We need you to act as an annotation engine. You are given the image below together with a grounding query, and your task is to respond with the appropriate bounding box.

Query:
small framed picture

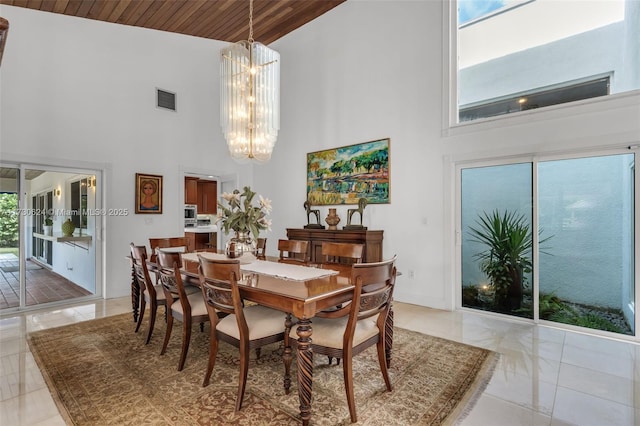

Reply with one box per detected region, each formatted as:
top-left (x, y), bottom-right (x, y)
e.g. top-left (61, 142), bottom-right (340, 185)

top-left (135, 173), bottom-right (163, 214)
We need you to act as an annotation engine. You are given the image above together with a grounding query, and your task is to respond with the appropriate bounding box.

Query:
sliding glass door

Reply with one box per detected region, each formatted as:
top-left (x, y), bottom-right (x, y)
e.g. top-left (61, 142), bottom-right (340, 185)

top-left (460, 152), bottom-right (635, 336)
top-left (461, 162), bottom-right (534, 319)
top-left (0, 165), bottom-right (99, 313)
top-left (0, 166), bottom-right (22, 309)
top-left (537, 154), bottom-right (634, 335)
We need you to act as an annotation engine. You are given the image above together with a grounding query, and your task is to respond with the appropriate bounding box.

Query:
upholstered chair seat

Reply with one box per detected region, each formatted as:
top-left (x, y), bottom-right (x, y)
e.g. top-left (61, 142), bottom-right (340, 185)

top-left (170, 291), bottom-right (208, 317)
top-left (290, 316), bottom-right (379, 349)
top-left (218, 305), bottom-right (287, 340)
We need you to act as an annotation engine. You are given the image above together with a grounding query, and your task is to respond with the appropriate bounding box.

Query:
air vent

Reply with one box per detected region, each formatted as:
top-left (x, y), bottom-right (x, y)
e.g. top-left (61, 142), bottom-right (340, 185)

top-left (156, 88), bottom-right (176, 111)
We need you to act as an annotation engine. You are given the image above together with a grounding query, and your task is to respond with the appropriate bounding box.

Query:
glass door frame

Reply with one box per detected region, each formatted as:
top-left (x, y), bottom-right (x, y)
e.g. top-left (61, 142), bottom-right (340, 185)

top-left (454, 146), bottom-right (640, 340)
top-left (0, 161), bottom-right (105, 314)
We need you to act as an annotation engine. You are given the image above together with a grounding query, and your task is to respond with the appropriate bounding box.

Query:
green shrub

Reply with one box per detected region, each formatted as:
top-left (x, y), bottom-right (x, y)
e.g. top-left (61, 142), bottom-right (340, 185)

top-left (0, 193), bottom-right (18, 247)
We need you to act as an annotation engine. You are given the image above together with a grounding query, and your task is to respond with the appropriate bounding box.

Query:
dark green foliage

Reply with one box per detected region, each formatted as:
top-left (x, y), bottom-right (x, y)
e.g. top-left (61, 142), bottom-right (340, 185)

top-left (0, 193), bottom-right (19, 247)
top-left (571, 314), bottom-right (624, 333)
top-left (462, 286), bottom-right (479, 306)
top-left (468, 210), bottom-right (534, 311)
top-left (538, 292), bottom-right (627, 334)
top-left (538, 292), bottom-right (569, 319)
top-left (548, 311), bottom-right (625, 334)
top-left (468, 209), bottom-right (553, 312)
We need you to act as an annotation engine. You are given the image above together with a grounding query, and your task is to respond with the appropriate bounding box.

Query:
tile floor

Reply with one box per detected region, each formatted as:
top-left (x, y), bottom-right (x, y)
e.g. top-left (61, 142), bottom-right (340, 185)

top-left (1, 298), bottom-right (639, 425)
top-left (0, 254), bottom-right (92, 309)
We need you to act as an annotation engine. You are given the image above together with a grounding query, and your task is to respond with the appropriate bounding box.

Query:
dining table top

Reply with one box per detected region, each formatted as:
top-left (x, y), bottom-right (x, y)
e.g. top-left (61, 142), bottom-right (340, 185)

top-left (179, 251), bottom-right (356, 320)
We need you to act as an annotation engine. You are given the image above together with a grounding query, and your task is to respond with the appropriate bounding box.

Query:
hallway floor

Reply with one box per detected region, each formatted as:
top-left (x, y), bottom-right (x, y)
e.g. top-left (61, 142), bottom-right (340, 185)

top-left (0, 254), bottom-right (92, 309)
top-left (1, 297), bottom-right (639, 425)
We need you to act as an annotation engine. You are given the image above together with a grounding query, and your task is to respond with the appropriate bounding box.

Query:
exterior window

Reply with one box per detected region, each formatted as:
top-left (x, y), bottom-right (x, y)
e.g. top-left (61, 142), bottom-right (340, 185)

top-left (456, 0), bottom-right (639, 123)
top-left (70, 177), bottom-right (89, 229)
top-left (460, 76), bottom-right (610, 122)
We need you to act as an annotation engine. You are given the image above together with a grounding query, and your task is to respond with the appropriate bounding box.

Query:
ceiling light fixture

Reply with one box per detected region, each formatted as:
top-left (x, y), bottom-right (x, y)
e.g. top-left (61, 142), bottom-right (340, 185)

top-left (220, 0), bottom-right (280, 163)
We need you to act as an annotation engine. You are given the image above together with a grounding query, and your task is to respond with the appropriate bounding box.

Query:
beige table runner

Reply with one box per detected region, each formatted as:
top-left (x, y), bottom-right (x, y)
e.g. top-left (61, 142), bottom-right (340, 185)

top-left (182, 252), bottom-right (338, 281)
top-left (241, 260), bottom-right (338, 281)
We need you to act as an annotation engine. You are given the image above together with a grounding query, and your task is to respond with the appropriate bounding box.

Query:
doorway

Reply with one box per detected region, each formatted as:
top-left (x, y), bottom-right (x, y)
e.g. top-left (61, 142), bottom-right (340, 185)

top-left (0, 165), bottom-right (99, 313)
top-left (183, 171), bottom-right (236, 252)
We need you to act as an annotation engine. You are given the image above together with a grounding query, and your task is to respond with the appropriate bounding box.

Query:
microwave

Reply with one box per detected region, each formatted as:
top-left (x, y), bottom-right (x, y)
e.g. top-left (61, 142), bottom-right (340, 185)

top-left (184, 204), bottom-right (197, 227)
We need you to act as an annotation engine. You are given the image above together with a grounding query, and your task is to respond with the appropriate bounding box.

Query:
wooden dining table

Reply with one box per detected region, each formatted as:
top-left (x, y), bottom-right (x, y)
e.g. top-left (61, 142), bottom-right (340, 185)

top-left (129, 253), bottom-right (394, 425)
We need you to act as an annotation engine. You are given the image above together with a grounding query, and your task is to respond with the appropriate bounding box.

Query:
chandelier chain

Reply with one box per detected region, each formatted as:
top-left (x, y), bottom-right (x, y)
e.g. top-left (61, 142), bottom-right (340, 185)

top-left (248, 0), bottom-right (254, 43)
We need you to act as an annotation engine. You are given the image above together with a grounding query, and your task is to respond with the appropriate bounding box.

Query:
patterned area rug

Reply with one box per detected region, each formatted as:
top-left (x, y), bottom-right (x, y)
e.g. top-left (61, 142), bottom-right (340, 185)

top-left (28, 313), bottom-right (498, 425)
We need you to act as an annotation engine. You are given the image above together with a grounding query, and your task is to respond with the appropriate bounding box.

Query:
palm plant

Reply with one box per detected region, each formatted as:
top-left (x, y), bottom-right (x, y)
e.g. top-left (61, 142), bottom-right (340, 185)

top-left (468, 210), bottom-right (550, 312)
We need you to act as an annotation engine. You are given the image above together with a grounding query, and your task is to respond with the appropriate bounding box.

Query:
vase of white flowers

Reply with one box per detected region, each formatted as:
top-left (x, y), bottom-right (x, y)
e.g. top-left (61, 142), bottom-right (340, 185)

top-left (225, 231), bottom-right (256, 259)
top-left (217, 186), bottom-right (271, 259)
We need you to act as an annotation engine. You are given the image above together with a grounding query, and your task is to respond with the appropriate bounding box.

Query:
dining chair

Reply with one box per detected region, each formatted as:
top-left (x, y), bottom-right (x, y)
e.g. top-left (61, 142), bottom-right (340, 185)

top-left (157, 251), bottom-right (209, 371)
top-left (130, 243), bottom-right (169, 344)
top-left (149, 236), bottom-right (198, 283)
top-left (197, 255), bottom-right (286, 411)
top-left (290, 255), bottom-right (397, 423)
top-left (319, 241), bottom-right (366, 364)
top-left (320, 242), bottom-right (364, 270)
top-left (149, 237), bottom-right (190, 262)
top-left (256, 237), bottom-right (267, 260)
top-left (277, 239), bottom-right (309, 265)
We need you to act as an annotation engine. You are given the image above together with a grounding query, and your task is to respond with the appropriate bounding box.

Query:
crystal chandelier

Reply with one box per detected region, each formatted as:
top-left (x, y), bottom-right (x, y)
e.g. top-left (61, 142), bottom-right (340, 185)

top-left (220, 0), bottom-right (280, 163)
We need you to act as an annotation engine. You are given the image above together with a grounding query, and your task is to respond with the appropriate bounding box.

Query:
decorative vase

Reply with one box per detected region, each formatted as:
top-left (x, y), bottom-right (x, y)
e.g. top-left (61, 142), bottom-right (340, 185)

top-left (43, 225), bottom-right (53, 236)
top-left (61, 219), bottom-right (76, 237)
top-left (325, 208), bottom-right (340, 230)
top-left (225, 231), bottom-right (257, 259)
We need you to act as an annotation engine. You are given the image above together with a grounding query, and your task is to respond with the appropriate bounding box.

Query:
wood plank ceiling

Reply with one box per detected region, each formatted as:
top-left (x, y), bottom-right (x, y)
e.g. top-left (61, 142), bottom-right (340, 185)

top-left (0, 0), bottom-right (346, 45)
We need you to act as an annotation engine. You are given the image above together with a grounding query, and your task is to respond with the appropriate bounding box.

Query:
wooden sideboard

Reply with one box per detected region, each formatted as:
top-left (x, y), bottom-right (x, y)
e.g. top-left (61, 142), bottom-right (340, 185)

top-left (286, 228), bottom-right (383, 264)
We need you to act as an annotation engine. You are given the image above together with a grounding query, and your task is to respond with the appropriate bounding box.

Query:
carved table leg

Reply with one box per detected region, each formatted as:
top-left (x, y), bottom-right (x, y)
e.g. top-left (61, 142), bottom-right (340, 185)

top-left (283, 313), bottom-right (293, 394)
top-left (296, 319), bottom-right (313, 426)
top-left (385, 302), bottom-right (394, 368)
top-left (131, 263), bottom-right (140, 323)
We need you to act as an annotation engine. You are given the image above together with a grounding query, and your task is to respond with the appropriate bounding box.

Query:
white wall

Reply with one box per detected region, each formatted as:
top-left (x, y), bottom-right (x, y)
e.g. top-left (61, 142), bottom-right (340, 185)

top-left (0, 5), bottom-right (251, 299)
top-left (266, 1), bottom-right (448, 308)
top-left (1, 1), bottom-right (639, 311)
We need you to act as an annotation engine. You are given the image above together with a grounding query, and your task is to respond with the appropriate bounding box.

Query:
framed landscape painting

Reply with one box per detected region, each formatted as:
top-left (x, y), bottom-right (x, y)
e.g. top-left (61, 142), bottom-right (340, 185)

top-left (307, 138), bottom-right (390, 205)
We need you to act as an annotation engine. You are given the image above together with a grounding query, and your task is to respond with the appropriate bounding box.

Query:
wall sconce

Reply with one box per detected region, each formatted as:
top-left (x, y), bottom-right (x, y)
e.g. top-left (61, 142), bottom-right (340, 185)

top-left (55, 189), bottom-right (61, 197)
top-left (88, 177), bottom-right (96, 188)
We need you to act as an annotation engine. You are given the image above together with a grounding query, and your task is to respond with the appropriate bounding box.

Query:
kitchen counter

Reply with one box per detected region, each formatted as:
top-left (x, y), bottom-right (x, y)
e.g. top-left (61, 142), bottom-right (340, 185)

top-left (184, 226), bottom-right (217, 233)
top-left (184, 226), bottom-right (217, 251)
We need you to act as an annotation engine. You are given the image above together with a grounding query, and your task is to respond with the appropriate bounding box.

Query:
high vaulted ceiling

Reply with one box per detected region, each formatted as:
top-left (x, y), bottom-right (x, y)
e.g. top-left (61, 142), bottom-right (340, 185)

top-left (0, 0), bottom-right (346, 45)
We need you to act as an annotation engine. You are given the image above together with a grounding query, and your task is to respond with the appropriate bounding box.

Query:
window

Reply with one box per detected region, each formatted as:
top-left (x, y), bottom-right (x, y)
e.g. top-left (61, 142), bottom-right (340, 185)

top-left (460, 76), bottom-right (610, 122)
top-left (70, 177), bottom-right (89, 229)
top-left (455, 0), bottom-right (638, 123)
